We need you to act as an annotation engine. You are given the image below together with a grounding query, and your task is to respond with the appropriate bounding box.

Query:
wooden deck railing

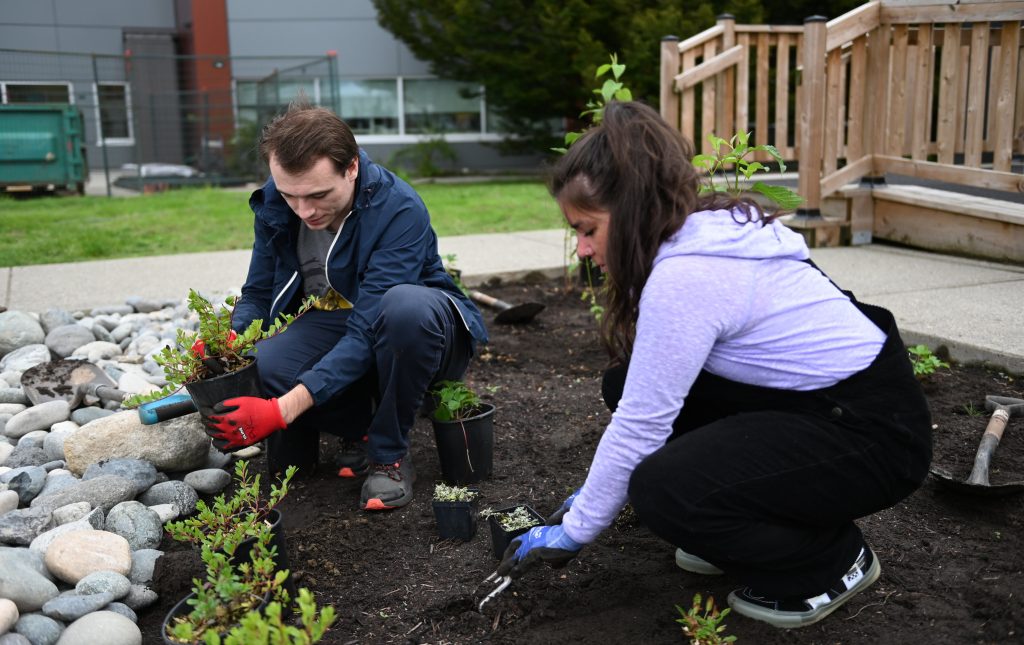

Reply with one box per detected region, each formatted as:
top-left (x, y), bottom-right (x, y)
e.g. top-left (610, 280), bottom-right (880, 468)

top-left (660, 1), bottom-right (1024, 221)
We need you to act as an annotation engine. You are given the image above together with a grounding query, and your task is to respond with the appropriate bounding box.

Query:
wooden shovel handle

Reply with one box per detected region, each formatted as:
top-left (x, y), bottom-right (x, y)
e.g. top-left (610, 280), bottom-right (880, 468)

top-left (468, 290), bottom-right (511, 311)
top-left (966, 408), bottom-right (1009, 486)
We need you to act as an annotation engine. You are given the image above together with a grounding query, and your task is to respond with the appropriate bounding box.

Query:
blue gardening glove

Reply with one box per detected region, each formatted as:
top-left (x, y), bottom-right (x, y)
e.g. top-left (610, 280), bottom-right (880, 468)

top-left (546, 487), bottom-right (581, 525)
top-left (496, 524), bottom-right (583, 578)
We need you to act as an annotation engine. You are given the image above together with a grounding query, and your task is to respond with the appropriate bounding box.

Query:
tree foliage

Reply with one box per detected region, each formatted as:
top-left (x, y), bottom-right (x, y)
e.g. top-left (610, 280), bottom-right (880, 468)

top-left (373, 0), bottom-right (862, 151)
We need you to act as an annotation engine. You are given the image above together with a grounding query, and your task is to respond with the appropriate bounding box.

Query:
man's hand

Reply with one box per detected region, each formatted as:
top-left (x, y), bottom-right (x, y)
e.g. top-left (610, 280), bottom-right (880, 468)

top-left (496, 525), bottom-right (583, 578)
top-left (547, 487), bottom-right (581, 525)
top-left (203, 396), bottom-right (286, 451)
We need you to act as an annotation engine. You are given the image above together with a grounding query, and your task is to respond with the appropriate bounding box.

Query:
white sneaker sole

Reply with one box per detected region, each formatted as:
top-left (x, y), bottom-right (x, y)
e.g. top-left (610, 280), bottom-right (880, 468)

top-left (727, 548), bottom-right (882, 629)
top-left (674, 548), bottom-right (724, 575)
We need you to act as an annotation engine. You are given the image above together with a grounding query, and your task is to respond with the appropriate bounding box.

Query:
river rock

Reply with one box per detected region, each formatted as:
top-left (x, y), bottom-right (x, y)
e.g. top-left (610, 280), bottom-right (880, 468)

top-left (1, 467), bottom-right (47, 505)
top-left (0, 404), bottom-right (27, 416)
top-left (29, 509), bottom-right (103, 557)
top-left (56, 610), bottom-right (140, 645)
top-left (69, 407), bottom-right (112, 426)
top-left (127, 549), bottom-right (162, 586)
top-left (42, 591), bottom-right (114, 622)
top-left (183, 467), bottom-right (231, 494)
top-left (0, 507), bottom-right (53, 546)
top-left (68, 342), bottom-right (121, 363)
top-left (0, 598), bottom-right (17, 635)
top-left (82, 459), bottom-right (156, 497)
top-left (44, 530), bottom-right (131, 584)
top-left (0, 443), bottom-right (13, 467)
top-left (44, 326), bottom-right (95, 360)
top-left (0, 312), bottom-right (45, 359)
top-left (0, 345), bottom-right (51, 374)
top-left (63, 411), bottom-right (209, 475)
top-left (120, 585), bottom-right (157, 611)
top-left (3, 401), bottom-right (70, 440)
top-left (0, 491), bottom-right (18, 515)
top-left (36, 471), bottom-right (77, 499)
top-left (0, 632), bottom-right (32, 645)
top-left (30, 475), bottom-right (134, 515)
top-left (43, 423), bottom-right (78, 462)
top-left (136, 480), bottom-right (198, 516)
top-left (103, 502), bottom-right (161, 550)
top-left (103, 602), bottom-right (137, 623)
top-left (75, 570), bottom-right (130, 600)
top-left (0, 389), bottom-right (27, 405)
top-left (148, 503), bottom-right (178, 523)
top-left (90, 324), bottom-right (113, 344)
top-left (0, 550), bottom-right (60, 612)
top-left (51, 502), bottom-right (92, 526)
top-left (39, 309), bottom-right (76, 336)
top-left (13, 613), bottom-right (63, 645)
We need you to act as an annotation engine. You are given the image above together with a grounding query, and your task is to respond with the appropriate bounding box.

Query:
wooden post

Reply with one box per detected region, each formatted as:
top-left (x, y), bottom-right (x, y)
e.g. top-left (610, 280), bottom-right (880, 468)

top-left (718, 14), bottom-right (736, 139)
top-left (797, 16), bottom-right (827, 216)
top-left (660, 35), bottom-right (681, 131)
top-left (992, 21), bottom-right (1021, 172)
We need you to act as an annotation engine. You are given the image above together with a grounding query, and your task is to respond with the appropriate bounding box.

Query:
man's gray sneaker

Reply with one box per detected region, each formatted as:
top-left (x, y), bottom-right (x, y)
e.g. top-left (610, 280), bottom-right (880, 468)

top-left (360, 455), bottom-right (415, 510)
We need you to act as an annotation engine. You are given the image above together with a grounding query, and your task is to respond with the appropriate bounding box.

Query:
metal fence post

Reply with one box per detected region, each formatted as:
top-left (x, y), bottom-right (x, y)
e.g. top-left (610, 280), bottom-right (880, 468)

top-left (91, 53), bottom-right (112, 197)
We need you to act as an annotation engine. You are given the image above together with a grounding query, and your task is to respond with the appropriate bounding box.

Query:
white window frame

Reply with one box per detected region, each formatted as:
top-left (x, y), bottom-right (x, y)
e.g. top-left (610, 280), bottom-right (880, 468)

top-left (0, 81), bottom-right (74, 105)
top-left (92, 81), bottom-right (135, 146)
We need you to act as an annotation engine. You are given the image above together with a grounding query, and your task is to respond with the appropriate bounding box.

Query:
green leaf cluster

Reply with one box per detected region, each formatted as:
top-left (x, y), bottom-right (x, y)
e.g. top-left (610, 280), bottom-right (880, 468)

top-left (433, 483), bottom-right (478, 502)
top-left (124, 291), bottom-right (319, 408)
top-left (675, 593), bottom-right (737, 644)
top-left (481, 506), bottom-right (541, 532)
top-left (908, 344), bottom-right (950, 379)
top-left (554, 53), bottom-right (633, 154)
top-left (164, 460), bottom-right (296, 551)
top-left (221, 588), bottom-right (337, 645)
top-left (430, 379), bottom-right (483, 422)
top-left (692, 132), bottom-right (803, 211)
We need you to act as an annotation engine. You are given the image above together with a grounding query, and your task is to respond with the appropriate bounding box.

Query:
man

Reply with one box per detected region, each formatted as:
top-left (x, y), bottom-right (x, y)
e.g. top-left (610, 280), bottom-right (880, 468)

top-left (202, 101), bottom-right (488, 511)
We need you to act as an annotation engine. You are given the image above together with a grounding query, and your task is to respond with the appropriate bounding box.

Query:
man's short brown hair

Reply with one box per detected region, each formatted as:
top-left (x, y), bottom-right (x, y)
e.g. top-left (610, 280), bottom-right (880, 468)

top-left (259, 100), bottom-right (358, 175)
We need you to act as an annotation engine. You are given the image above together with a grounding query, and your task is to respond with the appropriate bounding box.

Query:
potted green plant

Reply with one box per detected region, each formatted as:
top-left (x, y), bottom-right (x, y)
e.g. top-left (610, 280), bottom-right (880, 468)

top-left (430, 380), bottom-right (495, 484)
top-left (125, 289), bottom-right (318, 417)
top-left (483, 505), bottom-right (544, 559)
top-left (220, 587), bottom-right (337, 645)
top-left (431, 483), bottom-right (479, 541)
top-left (162, 524), bottom-right (289, 644)
top-left (165, 460), bottom-right (297, 598)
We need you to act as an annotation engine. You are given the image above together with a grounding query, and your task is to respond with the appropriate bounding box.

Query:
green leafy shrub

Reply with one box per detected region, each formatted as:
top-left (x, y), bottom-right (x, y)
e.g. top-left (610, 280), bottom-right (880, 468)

top-left (675, 593), bottom-right (736, 644)
top-left (692, 131), bottom-right (803, 211)
top-left (908, 344), bottom-right (950, 378)
top-left (430, 379), bottom-right (483, 422)
top-left (222, 588), bottom-right (337, 645)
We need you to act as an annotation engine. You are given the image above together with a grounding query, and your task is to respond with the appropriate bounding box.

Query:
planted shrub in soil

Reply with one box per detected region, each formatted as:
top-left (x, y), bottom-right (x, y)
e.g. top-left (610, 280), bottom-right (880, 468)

top-left (137, 279), bottom-right (1024, 645)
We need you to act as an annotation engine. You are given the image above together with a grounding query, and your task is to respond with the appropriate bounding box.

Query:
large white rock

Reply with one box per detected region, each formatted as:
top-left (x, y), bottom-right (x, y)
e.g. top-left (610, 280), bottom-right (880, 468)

top-left (0, 597), bottom-right (18, 634)
top-left (43, 530), bottom-right (131, 585)
top-left (62, 410), bottom-right (210, 475)
top-left (55, 610), bottom-right (141, 645)
top-left (4, 401), bottom-right (71, 440)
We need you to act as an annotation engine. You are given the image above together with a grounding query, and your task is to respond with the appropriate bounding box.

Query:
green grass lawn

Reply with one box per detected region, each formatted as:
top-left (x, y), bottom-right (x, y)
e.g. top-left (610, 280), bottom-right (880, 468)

top-left (0, 181), bottom-right (563, 267)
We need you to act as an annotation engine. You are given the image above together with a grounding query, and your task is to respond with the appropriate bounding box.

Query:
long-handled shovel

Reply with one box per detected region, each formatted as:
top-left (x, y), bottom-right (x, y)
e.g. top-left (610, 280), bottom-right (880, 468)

top-left (468, 289), bottom-right (545, 324)
top-left (930, 394), bottom-right (1024, 496)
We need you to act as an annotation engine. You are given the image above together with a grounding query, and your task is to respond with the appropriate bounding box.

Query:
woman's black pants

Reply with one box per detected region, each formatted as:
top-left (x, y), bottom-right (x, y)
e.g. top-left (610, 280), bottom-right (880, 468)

top-left (610, 301), bottom-right (932, 598)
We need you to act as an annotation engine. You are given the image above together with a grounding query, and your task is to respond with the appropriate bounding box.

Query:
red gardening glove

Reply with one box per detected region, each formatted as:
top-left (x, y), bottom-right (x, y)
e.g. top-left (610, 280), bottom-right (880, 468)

top-left (203, 396), bottom-right (286, 451)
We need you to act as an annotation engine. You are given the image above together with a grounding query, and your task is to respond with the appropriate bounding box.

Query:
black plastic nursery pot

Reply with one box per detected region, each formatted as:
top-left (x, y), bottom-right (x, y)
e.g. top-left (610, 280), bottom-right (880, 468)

top-left (432, 493), bottom-right (479, 541)
top-left (229, 508), bottom-right (296, 601)
top-left (488, 504), bottom-right (545, 559)
top-left (185, 359), bottom-right (263, 420)
top-left (161, 588), bottom-right (271, 644)
top-left (432, 403), bottom-right (495, 485)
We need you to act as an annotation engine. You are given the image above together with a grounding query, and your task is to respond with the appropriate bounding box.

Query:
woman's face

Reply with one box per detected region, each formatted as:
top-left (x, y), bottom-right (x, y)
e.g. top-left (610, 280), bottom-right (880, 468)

top-left (560, 200), bottom-right (610, 273)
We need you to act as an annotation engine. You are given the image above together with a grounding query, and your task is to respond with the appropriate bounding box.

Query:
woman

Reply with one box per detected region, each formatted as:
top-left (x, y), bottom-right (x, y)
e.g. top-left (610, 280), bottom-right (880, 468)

top-left (496, 101), bottom-right (932, 629)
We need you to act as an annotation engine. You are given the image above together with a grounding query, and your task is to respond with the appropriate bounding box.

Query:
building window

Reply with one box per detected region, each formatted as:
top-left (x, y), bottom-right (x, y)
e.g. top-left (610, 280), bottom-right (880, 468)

top-left (2, 82), bottom-right (72, 104)
top-left (94, 83), bottom-right (134, 144)
top-left (339, 79), bottom-right (399, 135)
top-left (403, 78), bottom-right (481, 134)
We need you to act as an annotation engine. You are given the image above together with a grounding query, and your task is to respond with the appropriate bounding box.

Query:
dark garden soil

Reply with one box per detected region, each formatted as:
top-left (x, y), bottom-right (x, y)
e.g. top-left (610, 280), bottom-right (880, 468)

top-left (142, 277), bottom-right (1024, 645)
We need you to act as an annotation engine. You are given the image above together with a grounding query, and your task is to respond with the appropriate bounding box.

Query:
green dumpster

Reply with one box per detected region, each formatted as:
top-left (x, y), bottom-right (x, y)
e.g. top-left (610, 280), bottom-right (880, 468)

top-left (0, 104), bottom-right (87, 195)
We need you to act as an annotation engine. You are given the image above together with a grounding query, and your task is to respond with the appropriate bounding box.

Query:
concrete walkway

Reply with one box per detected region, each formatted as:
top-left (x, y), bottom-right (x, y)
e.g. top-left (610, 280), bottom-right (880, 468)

top-left (2, 230), bottom-right (1021, 374)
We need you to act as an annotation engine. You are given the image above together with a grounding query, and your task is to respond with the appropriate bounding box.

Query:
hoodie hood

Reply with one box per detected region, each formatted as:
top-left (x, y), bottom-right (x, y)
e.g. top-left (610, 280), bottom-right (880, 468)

top-left (654, 208), bottom-right (810, 265)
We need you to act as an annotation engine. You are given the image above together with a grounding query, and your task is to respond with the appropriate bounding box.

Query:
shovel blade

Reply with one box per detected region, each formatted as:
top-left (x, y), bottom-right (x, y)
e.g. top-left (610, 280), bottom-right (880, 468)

top-left (929, 467), bottom-right (1024, 497)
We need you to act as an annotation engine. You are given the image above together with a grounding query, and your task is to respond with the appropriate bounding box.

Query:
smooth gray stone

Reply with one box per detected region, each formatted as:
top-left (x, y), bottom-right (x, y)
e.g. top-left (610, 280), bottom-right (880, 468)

top-left (40, 461), bottom-right (65, 472)
top-left (68, 408), bottom-right (113, 426)
top-left (0, 550), bottom-right (60, 612)
top-left (103, 502), bottom-right (161, 551)
top-left (0, 490), bottom-right (17, 515)
top-left (0, 345), bottom-right (51, 374)
top-left (43, 425), bottom-right (77, 463)
top-left (90, 325), bottom-right (113, 344)
top-left (0, 389), bottom-right (29, 405)
top-left (69, 342), bottom-right (121, 363)
top-left (89, 306), bottom-right (133, 316)
top-left (0, 507), bottom-right (53, 546)
top-left (136, 480), bottom-right (198, 516)
top-left (50, 503), bottom-right (91, 526)
top-left (4, 402), bottom-right (70, 441)
top-left (30, 475), bottom-right (134, 515)
top-left (36, 473), bottom-right (77, 500)
top-left (55, 610), bottom-right (140, 645)
top-left (0, 545), bottom-right (52, 579)
top-left (0, 633), bottom-right (32, 645)
top-left (119, 585), bottom-right (157, 611)
top-left (75, 571), bottom-right (130, 600)
top-left (14, 613), bottom-right (64, 645)
top-left (43, 326), bottom-right (95, 360)
top-left (2, 443), bottom-right (48, 470)
top-left (127, 549), bottom-right (161, 586)
top-left (41, 591), bottom-right (114, 622)
top-left (202, 444), bottom-right (231, 469)
top-left (81, 460), bottom-right (156, 498)
top-left (109, 324), bottom-right (133, 344)
top-left (0, 404), bottom-right (27, 416)
top-left (1, 467), bottom-right (47, 505)
top-left (15, 431), bottom-right (47, 450)
top-left (39, 309), bottom-right (76, 336)
top-left (182, 468), bottom-right (230, 494)
top-left (102, 602), bottom-right (136, 623)
top-left (0, 312), bottom-right (45, 358)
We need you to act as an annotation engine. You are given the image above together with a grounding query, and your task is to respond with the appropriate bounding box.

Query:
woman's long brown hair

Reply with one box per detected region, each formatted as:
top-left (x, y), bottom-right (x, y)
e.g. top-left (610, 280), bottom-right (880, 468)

top-left (551, 101), bottom-right (753, 362)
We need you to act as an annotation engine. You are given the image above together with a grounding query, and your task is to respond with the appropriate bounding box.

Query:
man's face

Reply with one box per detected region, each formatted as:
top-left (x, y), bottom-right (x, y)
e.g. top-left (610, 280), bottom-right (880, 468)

top-left (269, 154), bottom-right (358, 233)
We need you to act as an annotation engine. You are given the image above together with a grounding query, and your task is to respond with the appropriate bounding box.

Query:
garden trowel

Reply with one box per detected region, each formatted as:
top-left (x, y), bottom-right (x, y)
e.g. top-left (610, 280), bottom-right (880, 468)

top-left (468, 289), bottom-right (545, 324)
top-left (930, 395), bottom-right (1024, 496)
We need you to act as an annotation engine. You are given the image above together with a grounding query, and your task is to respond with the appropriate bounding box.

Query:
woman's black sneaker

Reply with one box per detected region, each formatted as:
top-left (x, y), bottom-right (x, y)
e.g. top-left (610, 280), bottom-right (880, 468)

top-left (727, 546), bottom-right (881, 628)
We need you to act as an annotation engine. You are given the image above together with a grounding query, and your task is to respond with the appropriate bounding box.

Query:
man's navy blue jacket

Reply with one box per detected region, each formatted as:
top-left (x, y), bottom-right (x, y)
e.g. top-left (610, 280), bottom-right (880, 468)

top-left (232, 150), bottom-right (488, 406)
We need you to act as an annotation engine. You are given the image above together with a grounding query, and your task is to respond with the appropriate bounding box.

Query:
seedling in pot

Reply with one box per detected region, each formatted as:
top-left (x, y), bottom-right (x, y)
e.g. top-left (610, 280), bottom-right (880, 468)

top-left (433, 483), bottom-right (478, 502)
top-left (483, 505), bottom-right (544, 559)
top-left (432, 483), bottom-right (480, 541)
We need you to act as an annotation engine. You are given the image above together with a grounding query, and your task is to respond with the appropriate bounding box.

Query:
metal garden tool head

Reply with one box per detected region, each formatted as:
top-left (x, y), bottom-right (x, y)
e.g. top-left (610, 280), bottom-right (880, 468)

top-left (477, 571), bottom-right (512, 611)
top-left (468, 289), bottom-right (545, 325)
top-left (930, 395), bottom-right (1024, 496)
